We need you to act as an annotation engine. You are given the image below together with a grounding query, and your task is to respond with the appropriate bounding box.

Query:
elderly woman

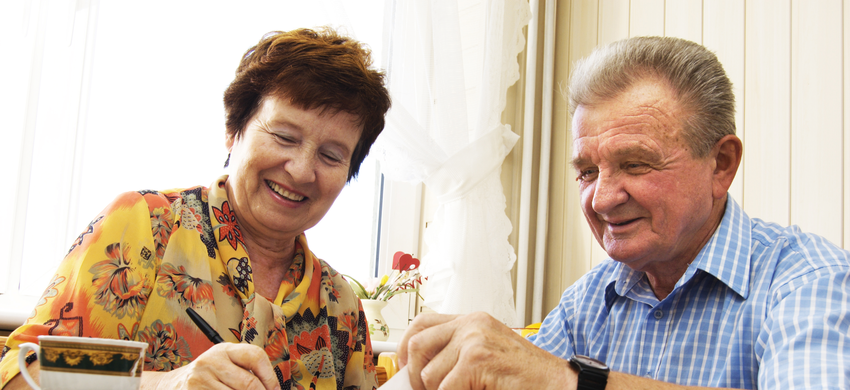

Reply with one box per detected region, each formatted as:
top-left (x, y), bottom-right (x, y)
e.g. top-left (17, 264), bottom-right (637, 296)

top-left (0, 27), bottom-right (390, 390)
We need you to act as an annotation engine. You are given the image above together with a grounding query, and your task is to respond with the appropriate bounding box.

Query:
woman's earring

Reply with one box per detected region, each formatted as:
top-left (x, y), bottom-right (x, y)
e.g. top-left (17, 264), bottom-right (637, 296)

top-left (223, 153), bottom-right (231, 168)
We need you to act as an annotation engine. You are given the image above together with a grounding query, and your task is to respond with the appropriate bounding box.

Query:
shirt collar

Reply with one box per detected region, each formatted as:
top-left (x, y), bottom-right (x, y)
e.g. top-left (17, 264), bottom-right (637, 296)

top-left (604, 195), bottom-right (753, 308)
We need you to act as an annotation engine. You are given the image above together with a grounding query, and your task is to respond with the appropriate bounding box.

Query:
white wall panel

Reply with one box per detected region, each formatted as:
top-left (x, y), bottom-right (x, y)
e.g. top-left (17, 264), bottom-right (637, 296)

top-left (629, 0), bottom-right (664, 37)
top-left (704, 0), bottom-right (745, 202)
top-left (665, 0), bottom-right (702, 43)
top-left (844, 0), bottom-right (850, 248)
top-left (591, 1), bottom-right (631, 268)
top-left (790, 0), bottom-right (843, 245)
top-left (547, 0), bottom-right (850, 311)
top-left (743, 1), bottom-right (791, 226)
top-left (566, 0), bottom-right (603, 278)
top-left (599, 0), bottom-right (630, 45)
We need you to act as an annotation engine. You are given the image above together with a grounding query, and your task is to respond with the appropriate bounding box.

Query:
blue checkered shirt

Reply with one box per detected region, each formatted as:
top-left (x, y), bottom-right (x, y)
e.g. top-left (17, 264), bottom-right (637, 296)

top-left (529, 196), bottom-right (850, 389)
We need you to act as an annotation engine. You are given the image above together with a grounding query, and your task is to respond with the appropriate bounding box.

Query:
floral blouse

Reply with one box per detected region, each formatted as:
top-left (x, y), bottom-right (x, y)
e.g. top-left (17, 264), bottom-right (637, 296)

top-left (0, 176), bottom-right (377, 390)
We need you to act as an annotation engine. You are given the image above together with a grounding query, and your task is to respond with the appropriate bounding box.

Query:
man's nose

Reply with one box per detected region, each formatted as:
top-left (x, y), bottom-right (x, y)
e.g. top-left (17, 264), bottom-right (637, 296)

top-left (591, 171), bottom-right (628, 213)
top-left (285, 149), bottom-right (317, 183)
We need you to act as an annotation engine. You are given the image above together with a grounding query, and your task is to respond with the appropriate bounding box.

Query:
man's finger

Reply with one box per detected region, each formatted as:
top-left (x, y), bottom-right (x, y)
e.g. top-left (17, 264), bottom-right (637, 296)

top-left (405, 319), bottom-right (461, 390)
top-left (397, 313), bottom-right (461, 367)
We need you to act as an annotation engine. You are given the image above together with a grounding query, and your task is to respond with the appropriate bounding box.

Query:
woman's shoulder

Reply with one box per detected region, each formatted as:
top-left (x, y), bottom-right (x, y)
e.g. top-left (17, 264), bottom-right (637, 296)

top-left (314, 257), bottom-right (364, 309)
top-left (104, 185), bottom-right (208, 213)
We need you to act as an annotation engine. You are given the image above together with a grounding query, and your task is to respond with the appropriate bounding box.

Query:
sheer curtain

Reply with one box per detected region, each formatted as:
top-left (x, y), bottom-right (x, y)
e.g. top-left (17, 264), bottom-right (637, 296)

top-left (375, 0), bottom-right (530, 325)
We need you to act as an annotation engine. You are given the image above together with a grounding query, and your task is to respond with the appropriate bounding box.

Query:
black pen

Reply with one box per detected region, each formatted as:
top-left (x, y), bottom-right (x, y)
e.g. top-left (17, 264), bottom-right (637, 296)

top-left (186, 307), bottom-right (224, 344)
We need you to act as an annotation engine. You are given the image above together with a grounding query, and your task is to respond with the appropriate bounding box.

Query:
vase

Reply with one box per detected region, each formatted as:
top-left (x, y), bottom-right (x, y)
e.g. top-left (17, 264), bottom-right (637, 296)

top-left (362, 299), bottom-right (390, 341)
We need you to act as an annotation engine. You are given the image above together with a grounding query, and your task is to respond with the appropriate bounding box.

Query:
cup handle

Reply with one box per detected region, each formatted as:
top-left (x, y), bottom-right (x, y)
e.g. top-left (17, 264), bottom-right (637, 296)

top-left (17, 342), bottom-right (41, 390)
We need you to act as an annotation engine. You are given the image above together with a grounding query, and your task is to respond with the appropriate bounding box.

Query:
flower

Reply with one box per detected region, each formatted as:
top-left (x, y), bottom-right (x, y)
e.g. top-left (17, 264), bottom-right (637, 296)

top-left (344, 251), bottom-right (426, 302)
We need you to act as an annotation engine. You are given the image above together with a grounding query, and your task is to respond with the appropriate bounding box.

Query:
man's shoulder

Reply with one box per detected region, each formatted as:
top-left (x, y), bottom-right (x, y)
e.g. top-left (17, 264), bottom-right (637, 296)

top-left (749, 217), bottom-right (850, 283)
top-left (751, 218), bottom-right (849, 261)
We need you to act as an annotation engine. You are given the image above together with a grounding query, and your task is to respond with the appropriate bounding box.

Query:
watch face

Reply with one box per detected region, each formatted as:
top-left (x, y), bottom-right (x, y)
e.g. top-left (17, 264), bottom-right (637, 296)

top-left (573, 355), bottom-right (608, 370)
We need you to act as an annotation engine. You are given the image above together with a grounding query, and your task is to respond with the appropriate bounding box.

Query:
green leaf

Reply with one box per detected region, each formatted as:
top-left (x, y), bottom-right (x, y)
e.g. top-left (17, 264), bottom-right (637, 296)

top-left (343, 274), bottom-right (369, 299)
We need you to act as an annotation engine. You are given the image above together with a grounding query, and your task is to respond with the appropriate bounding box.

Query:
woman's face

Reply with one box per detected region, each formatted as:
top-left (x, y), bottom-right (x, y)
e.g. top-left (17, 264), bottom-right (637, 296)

top-left (226, 95), bottom-right (361, 242)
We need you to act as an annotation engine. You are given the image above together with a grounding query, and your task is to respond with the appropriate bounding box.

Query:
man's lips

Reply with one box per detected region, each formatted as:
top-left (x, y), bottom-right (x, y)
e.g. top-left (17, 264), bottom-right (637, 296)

top-left (266, 180), bottom-right (306, 202)
top-left (606, 218), bottom-right (637, 226)
top-left (601, 217), bottom-right (642, 231)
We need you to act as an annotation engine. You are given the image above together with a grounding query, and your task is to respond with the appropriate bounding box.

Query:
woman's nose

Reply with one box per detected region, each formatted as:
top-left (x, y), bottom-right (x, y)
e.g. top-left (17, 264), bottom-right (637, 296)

top-left (285, 149), bottom-right (317, 183)
top-left (591, 171), bottom-right (628, 213)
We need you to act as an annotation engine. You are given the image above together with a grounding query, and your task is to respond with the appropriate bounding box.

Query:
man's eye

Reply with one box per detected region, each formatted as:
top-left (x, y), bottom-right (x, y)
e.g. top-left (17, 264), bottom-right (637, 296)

top-left (576, 168), bottom-right (598, 182)
top-left (623, 162), bottom-right (650, 172)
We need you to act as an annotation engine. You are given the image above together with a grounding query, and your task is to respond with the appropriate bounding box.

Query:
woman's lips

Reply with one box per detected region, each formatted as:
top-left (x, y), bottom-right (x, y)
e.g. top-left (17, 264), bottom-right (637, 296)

top-left (266, 180), bottom-right (306, 202)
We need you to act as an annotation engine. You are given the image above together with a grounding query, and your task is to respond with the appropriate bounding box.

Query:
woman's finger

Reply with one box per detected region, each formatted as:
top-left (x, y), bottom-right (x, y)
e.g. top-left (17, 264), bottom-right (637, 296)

top-left (223, 345), bottom-right (280, 390)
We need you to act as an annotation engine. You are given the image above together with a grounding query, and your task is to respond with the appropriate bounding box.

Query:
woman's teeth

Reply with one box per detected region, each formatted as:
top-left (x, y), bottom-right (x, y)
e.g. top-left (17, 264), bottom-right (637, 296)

top-left (266, 180), bottom-right (305, 201)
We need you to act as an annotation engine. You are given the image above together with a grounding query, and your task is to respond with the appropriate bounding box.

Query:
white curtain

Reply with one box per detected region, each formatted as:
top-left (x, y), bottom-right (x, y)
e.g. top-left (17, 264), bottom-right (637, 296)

top-left (374, 0), bottom-right (530, 325)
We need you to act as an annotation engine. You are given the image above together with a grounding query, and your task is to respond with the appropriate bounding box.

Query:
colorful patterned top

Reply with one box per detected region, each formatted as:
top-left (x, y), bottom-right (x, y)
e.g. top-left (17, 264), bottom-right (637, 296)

top-left (0, 176), bottom-right (378, 390)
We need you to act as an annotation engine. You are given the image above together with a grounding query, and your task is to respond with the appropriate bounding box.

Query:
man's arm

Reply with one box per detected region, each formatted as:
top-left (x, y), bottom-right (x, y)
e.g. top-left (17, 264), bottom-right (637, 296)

top-left (397, 312), bottom-right (742, 390)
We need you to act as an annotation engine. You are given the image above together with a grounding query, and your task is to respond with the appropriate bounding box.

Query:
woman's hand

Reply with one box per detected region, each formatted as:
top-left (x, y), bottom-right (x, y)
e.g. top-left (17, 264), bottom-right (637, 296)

top-left (142, 343), bottom-right (280, 390)
top-left (398, 312), bottom-right (573, 390)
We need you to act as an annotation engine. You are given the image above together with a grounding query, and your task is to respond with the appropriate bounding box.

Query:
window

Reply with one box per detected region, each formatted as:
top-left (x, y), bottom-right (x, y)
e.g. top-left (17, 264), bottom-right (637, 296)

top-left (0, 0), bottom-right (419, 331)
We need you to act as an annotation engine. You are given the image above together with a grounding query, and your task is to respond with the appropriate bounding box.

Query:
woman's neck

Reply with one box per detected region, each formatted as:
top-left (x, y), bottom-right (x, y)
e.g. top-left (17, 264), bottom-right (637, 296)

top-left (241, 230), bottom-right (298, 300)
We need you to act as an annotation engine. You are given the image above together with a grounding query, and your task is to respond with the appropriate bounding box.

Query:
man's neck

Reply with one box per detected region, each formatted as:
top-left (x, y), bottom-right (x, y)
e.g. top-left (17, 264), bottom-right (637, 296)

top-left (644, 197), bottom-right (728, 300)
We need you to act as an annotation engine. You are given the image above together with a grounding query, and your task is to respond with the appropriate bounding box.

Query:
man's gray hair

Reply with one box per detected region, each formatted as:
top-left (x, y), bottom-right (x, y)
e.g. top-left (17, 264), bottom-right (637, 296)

top-left (569, 36), bottom-right (735, 157)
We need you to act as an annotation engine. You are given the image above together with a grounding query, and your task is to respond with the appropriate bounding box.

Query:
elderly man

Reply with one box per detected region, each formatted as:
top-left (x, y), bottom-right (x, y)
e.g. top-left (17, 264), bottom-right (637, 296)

top-left (398, 36), bottom-right (850, 389)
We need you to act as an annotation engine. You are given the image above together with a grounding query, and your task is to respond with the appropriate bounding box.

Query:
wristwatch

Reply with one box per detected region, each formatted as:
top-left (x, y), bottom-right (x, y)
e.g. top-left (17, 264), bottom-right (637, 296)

top-left (569, 354), bottom-right (609, 390)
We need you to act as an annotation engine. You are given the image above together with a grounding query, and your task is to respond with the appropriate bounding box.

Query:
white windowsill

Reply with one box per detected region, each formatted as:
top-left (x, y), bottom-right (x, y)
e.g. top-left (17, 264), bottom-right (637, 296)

top-left (371, 340), bottom-right (398, 355)
top-left (0, 294), bottom-right (37, 331)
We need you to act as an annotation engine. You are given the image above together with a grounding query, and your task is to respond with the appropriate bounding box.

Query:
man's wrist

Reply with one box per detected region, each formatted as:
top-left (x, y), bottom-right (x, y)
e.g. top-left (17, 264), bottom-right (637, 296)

top-left (569, 355), bottom-right (609, 390)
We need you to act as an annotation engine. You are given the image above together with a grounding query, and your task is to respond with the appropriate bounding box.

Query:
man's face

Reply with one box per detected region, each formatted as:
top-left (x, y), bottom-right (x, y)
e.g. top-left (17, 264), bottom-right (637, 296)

top-left (571, 79), bottom-right (719, 272)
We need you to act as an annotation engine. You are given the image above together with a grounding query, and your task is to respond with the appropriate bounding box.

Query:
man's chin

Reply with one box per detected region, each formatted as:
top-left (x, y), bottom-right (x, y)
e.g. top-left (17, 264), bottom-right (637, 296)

top-left (603, 245), bottom-right (653, 270)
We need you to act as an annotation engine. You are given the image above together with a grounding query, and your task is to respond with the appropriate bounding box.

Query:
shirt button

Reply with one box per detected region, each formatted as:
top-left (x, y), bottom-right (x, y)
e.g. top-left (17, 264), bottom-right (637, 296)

top-left (654, 310), bottom-right (663, 319)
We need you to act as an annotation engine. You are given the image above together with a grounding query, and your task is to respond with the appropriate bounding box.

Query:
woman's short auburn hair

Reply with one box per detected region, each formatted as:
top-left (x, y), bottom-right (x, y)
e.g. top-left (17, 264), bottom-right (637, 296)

top-left (223, 27), bottom-right (391, 181)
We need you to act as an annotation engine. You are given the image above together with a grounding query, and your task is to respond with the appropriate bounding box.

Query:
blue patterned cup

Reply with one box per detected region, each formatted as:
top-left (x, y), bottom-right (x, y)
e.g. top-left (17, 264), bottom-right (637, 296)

top-left (17, 336), bottom-right (146, 390)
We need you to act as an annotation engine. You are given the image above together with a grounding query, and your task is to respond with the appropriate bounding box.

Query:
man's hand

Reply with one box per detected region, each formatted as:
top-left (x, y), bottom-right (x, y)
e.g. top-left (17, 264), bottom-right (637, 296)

top-left (397, 312), bottom-right (574, 390)
top-left (141, 343), bottom-right (280, 390)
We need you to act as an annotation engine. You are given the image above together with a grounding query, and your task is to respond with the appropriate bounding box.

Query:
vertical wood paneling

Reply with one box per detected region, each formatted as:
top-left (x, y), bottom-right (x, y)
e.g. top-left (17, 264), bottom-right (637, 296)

top-left (546, 0), bottom-right (601, 311)
top-left (845, 0), bottom-right (850, 248)
top-left (546, 0), bottom-right (574, 314)
top-left (567, 0), bottom-right (600, 283)
top-left (704, 0), bottom-right (745, 203)
top-left (629, 0), bottom-right (664, 37)
top-left (590, 0), bottom-right (632, 268)
top-left (790, 0), bottom-right (843, 245)
top-left (599, 0), bottom-right (630, 45)
top-left (546, 0), bottom-right (850, 314)
top-left (665, 0), bottom-right (702, 43)
top-left (743, 1), bottom-right (791, 226)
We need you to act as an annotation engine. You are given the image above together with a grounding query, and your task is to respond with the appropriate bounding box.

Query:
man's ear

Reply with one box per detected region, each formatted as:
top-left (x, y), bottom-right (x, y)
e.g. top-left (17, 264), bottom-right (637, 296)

top-left (711, 134), bottom-right (742, 199)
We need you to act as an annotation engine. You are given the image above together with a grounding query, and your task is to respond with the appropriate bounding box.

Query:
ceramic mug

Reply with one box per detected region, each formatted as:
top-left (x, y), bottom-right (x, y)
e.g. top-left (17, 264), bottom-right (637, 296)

top-left (17, 336), bottom-right (146, 390)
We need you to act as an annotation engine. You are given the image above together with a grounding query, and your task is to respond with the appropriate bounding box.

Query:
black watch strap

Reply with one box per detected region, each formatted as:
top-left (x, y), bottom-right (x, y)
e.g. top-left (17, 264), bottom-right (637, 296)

top-left (570, 355), bottom-right (609, 390)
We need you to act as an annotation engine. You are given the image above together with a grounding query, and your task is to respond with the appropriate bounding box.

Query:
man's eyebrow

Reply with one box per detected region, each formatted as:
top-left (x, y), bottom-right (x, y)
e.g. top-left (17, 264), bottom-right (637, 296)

top-left (570, 156), bottom-right (590, 169)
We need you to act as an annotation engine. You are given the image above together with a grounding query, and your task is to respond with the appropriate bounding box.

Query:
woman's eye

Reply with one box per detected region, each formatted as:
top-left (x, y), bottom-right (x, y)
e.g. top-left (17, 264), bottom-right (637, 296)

top-left (274, 133), bottom-right (296, 143)
top-left (321, 152), bottom-right (344, 163)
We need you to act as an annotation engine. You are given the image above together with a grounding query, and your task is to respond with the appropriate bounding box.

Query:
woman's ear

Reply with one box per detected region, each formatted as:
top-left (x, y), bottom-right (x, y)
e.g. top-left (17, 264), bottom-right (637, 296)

top-left (711, 134), bottom-right (743, 199)
top-left (224, 134), bottom-right (236, 169)
top-left (225, 133), bottom-right (235, 150)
